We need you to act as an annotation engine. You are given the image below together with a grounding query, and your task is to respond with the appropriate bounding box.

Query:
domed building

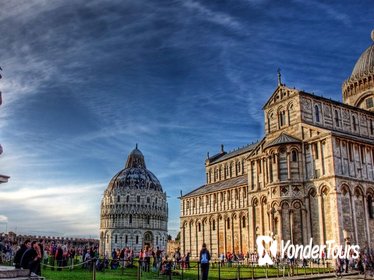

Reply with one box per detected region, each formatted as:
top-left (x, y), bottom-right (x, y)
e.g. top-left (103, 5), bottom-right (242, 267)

top-left (100, 145), bottom-right (168, 256)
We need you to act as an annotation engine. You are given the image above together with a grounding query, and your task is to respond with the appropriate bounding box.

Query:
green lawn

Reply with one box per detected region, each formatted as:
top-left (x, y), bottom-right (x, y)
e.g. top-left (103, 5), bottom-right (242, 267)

top-left (40, 261), bottom-right (335, 280)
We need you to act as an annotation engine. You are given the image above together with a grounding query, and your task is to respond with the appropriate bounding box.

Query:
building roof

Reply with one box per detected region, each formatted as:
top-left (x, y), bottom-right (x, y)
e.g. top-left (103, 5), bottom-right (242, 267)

top-left (207, 143), bottom-right (258, 164)
top-left (263, 133), bottom-right (301, 149)
top-left (182, 175), bottom-right (247, 198)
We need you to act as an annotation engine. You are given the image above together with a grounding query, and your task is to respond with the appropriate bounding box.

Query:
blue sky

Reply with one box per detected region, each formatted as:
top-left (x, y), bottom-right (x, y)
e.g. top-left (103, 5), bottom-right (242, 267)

top-left (0, 0), bottom-right (373, 238)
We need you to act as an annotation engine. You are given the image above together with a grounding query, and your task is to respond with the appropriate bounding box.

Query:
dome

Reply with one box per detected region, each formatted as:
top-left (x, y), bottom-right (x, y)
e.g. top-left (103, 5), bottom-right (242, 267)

top-left (342, 30), bottom-right (374, 108)
top-left (350, 31), bottom-right (374, 78)
top-left (106, 145), bottom-right (163, 193)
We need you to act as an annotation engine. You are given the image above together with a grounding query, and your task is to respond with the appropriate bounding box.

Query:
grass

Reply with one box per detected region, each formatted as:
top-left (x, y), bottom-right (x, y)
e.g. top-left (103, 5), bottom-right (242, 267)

top-left (39, 260), bottom-right (335, 280)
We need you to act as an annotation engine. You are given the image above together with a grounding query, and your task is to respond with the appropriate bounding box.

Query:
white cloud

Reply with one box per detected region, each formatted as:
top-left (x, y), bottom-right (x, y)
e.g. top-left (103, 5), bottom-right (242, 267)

top-left (183, 0), bottom-right (241, 30)
top-left (0, 215), bottom-right (8, 222)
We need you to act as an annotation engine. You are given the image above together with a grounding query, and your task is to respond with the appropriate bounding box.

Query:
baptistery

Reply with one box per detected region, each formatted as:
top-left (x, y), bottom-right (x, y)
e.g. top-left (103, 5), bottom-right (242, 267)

top-left (100, 145), bottom-right (168, 256)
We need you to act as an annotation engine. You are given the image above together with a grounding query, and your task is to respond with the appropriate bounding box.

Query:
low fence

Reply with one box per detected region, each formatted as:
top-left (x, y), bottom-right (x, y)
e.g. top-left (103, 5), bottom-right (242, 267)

top-left (38, 258), bottom-right (337, 280)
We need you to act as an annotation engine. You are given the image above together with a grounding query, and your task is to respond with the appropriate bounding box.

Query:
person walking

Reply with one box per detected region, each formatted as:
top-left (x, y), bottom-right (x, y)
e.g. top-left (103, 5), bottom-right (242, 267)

top-left (199, 243), bottom-right (211, 280)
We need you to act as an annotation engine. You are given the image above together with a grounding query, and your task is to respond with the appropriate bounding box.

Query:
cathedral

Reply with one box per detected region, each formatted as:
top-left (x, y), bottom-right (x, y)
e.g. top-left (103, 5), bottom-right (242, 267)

top-left (180, 31), bottom-right (374, 258)
top-left (100, 146), bottom-right (168, 256)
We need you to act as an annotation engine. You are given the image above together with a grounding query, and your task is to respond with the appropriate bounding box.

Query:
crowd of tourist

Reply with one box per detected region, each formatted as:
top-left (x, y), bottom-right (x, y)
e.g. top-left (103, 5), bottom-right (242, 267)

top-left (0, 237), bottom-right (99, 277)
top-left (1, 236), bottom-right (374, 278)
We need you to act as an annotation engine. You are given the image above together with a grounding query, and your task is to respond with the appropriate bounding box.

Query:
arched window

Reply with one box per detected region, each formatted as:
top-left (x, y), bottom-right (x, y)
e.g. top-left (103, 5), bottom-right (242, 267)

top-left (242, 216), bottom-right (246, 228)
top-left (115, 234), bottom-right (118, 243)
top-left (147, 216), bottom-right (150, 225)
top-left (352, 116), bottom-right (357, 131)
top-left (126, 195), bottom-right (129, 202)
top-left (198, 223), bottom-right (201, 232)
top-left (368, 195), bottom-right (374, 219)
top-left (315, 105), bottom-right (320, 123)
top-left (129, 215), bottom-right (132, 224)
top-left (366, 97), bottom-right (373, 109)
top-left (137, 196), bottom-right (140, 203)
top-left (291, 150), bottom-right (298, 162)
top-left (335, 110), bottom-right (340, 127)
top-left (212, 220), bottom-right (216, 231)
top-left (227, 218), bottom-right (230, 229)
top-left (117, 195), bottom-right (120, 203)
top-left (279, 111), bottom-right (286, 127)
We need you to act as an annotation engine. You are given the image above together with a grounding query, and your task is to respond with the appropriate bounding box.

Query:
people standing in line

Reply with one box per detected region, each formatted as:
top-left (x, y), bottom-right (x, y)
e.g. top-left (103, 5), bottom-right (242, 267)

top-left (49, 241), bottom-right (56, 270)
top-left (156, 246), bottom-right (163, 270)
top-left (199, 243), bottom-right (211, 280)
top-left (20, 241), bottom-right (38, 276)
top-left (55, 244), bottom-right (63, 271)
top-left (14, 240), bottom-right (31, 269)
top-left (185, 252), bottom-right (190, 269)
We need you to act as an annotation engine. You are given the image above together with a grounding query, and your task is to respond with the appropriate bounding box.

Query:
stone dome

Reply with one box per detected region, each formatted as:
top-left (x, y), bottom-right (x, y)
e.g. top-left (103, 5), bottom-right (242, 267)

top-left (106, 145), bottom-right (163, 193)
top-left (350, 31), bottom-right (374, 78)
top-left (342, 30), bottom-right (374, 109)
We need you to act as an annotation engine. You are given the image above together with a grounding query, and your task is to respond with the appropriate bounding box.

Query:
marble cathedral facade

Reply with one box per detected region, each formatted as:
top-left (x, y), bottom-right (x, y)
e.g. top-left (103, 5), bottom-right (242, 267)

top-left (180, 31), bottom-right (374, 258)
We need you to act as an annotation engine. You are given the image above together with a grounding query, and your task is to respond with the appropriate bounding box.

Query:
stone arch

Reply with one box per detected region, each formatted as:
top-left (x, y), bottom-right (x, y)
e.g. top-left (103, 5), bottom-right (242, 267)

top-left (367, 191), bottom-right (374, 221)
top-left (318, 184), bottom-right (330, 196)
top-left (271, 201), bottom-right (279, 209)
top-left (208, 168), bottom-right (212, 183)
top-left (306, 187), bottom-right (320, 242)
top-left (267, 110), bottom-right (274, 132)
top-left (227, 161), bottom-right (232, 178)
top-left (354, 185), bottom-right (364, 197)
top-left (320, 185), bottom-right (331, 243)
top-left (291, 199), bottom-right (303, 209)
top-left (251, 197), bottom-right (259, 206)
top-left (314, 103), bottom-right (321, 123)
top-left (291, 199), bottom-right (304, 244)
top-left (353, 185), bottom-right (367, 245)
top-left (340, 183), bottom-right (354, 241)
top-left (277, 105), bottom-right (286, 127)
top-left (279, 201), bottom-right (291, 241)
top-left (339, 182), bottom-right (351, 194)
top-left (280, 200), bottom-right (290, 209)
top-left (366, 187), bottom-right (374, 196)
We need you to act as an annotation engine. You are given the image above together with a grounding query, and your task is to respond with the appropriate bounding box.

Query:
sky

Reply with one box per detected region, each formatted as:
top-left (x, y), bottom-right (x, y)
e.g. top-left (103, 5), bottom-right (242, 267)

top-left (0, 0), bottom-right (373, 239)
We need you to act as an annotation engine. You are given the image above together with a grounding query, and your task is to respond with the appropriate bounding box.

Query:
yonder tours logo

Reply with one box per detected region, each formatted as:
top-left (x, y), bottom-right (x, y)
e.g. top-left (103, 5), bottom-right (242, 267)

top-left (256, 235), bottom-right (360, 266)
